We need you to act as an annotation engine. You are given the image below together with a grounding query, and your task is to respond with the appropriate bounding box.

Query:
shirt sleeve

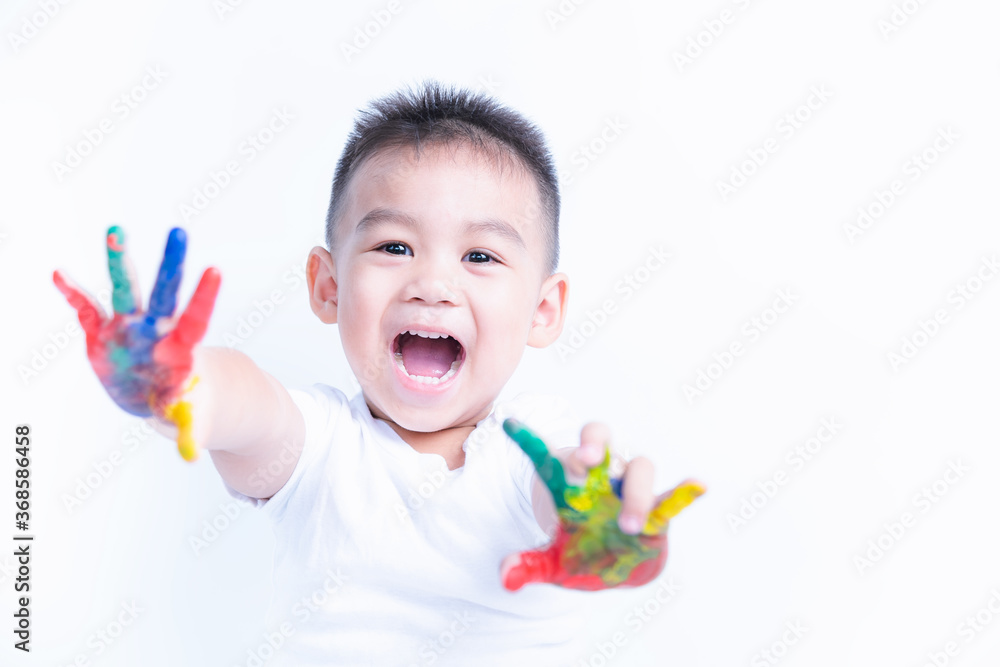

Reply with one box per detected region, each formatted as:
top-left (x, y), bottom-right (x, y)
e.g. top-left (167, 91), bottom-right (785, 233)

top-left (221, 383), bottom-right (350, 521)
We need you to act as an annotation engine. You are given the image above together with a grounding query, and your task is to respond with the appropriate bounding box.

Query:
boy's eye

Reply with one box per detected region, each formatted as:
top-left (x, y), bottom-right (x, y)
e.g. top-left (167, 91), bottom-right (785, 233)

top-left (464, 250), bottom-right (496, 264)
top-left (378, 242), bottom-right (412, 256)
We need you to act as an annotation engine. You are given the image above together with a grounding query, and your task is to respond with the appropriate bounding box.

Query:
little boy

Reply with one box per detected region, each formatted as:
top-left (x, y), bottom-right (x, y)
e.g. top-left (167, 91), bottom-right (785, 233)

top-left (54, 80), bottom-right (692, 665)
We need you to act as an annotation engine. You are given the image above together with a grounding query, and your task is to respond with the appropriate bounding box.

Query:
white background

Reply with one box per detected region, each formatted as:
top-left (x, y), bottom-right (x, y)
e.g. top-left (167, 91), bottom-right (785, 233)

top-left (2, 0), bottom-right (999, 665)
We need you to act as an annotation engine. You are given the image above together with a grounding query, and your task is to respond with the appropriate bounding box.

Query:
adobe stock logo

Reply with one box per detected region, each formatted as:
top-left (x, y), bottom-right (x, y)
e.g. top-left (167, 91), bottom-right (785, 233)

top-left (555, 246), bottom-right (670, 361)
top-left (750, 620), bottom-right (808, 667)
top-left (853, 459), bottom-right (970, 575)
top-left (51, 66), bottom-right (168, 182)
top-left (914, 588), bottom-right (1000, 667)
top-left (178, 107), bottom-right (294, 222)
top-left (339, 1), bottom-right (404, 63)
top-left (843, 127), bottom-right (959, 244)
top-left (683, 289), bottom-right (798, 403)
top-left (559, 117), bottom-right (628, 189)
top-left (7, 0), bottom-right (73, 53)
top-left (886, 254), bottom-right (997, 371)
top-left (726, 418), bottom-right (843, 534)
top-left (716, 86), bottom-right (833, 202)
top-left (672, 0), bottom-right (756, 73)
top-left (877, 0), bottom-right (932, 40)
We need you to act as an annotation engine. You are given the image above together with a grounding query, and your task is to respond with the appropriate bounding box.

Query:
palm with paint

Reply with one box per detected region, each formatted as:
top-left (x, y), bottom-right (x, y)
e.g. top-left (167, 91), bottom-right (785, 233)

top-left (500, 419), bottom-right (705, 591)
top-left (52, 226), bottom-right (220, 461)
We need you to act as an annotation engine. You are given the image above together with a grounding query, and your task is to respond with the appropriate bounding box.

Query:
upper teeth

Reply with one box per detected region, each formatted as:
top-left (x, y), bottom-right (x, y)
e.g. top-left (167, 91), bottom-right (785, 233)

top-left (405, 330), bottom-right (450, 340)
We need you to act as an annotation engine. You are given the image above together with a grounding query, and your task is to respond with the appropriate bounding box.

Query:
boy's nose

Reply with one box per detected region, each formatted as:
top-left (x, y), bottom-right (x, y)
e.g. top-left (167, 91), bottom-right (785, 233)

top-left (403, 265), bottom-right (462, 305)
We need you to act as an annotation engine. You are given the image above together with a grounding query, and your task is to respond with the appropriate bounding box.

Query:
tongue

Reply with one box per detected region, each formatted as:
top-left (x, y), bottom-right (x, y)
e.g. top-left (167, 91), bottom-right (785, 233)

top-left (401, 336), bottom-right (459, 378)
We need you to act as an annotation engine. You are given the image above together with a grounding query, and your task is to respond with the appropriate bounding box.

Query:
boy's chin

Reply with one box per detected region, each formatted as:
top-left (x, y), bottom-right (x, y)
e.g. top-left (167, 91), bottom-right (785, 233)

top-left (387, 405), bottom-right (467, 433)
top-left (380, 394), bottom-right (493, 434)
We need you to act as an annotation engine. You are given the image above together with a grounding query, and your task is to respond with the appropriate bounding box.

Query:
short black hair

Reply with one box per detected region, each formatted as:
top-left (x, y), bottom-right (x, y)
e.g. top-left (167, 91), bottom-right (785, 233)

top-left (325, 79), bottom-right (560, 274)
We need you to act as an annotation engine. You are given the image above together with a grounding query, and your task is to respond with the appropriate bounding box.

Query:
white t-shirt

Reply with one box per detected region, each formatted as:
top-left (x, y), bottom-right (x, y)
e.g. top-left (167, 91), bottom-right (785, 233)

top-left (224, 384), bottom-right (595, 666)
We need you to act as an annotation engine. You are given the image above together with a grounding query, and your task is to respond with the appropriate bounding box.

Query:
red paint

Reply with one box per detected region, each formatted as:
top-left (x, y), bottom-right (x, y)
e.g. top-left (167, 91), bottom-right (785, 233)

top-left (502, 522), bottom-right (671, 591)
top-left (107, 232), bottom-right (125, 252)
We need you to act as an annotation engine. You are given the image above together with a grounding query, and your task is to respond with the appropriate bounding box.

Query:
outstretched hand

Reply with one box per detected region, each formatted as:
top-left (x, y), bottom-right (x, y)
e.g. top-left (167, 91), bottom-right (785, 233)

top-left (52, 226), bottom-right (220, 461)
top-left (500, 419), bottom-right (704, 591)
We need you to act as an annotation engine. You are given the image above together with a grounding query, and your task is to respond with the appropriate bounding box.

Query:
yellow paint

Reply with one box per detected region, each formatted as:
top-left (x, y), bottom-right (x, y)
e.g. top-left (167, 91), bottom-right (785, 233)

top-left (642, 480), bottom-right (706, 536)
top-left (161, 376), bottom-right (200, 462)
top-left (564, 449), bottom-right (613, 513)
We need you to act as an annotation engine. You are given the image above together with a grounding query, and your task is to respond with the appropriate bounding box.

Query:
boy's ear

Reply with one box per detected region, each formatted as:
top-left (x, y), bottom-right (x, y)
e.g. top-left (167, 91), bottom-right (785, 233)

top-left (307, 246), bottom-right (338, 324)
top-left (527, 272), bottom-right (569, 348)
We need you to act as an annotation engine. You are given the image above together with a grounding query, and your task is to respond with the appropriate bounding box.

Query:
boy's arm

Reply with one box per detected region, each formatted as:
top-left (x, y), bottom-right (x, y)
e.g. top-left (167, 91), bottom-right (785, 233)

top-left (149, 346), bottom-right (305, 500)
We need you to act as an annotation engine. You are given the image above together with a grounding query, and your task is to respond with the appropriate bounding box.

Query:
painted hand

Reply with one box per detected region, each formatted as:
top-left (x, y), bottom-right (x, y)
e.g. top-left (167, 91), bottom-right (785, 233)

top-left (52, 226), bottom-right (220, 461)
top-left (500, 419), bottom-right (705, 591)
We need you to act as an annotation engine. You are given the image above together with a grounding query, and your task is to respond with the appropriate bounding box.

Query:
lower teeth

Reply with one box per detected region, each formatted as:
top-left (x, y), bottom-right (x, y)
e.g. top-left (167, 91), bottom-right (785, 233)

top-left (394, 353), bottom-right (462, 385)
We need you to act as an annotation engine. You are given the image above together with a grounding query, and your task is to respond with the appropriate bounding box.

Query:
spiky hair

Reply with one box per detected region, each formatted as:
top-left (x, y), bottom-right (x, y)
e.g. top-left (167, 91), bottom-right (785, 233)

top-left (324, 79), bottom-right (560, 274)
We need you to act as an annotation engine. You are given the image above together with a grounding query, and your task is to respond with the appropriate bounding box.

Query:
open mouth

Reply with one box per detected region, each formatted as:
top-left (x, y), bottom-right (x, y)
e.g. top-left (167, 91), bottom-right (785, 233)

top-left (392, 330), bottom-right (465, 386)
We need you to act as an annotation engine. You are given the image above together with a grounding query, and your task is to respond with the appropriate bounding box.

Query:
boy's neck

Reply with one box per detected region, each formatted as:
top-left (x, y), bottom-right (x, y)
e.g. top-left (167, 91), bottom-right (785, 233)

top-left (366, 398), bottom-right (495, 471)
top-left (383, 422), bottom-right (473, 471)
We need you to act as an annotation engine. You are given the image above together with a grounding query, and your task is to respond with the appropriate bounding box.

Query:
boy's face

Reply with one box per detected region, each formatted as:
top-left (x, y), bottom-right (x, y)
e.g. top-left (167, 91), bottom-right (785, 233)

top-left (307, 142), bottom-right (568, 432)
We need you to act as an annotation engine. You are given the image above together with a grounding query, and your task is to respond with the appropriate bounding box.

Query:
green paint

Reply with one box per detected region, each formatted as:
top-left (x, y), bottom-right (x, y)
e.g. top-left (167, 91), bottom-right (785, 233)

top-left (108, 345), bottom-right (131, 372)
top-left (501, 417), bottom-right (703, 589)
top-left (502, 418), bottom-right (571, 509)
top-left (106, 225), bottom-right (135, 314)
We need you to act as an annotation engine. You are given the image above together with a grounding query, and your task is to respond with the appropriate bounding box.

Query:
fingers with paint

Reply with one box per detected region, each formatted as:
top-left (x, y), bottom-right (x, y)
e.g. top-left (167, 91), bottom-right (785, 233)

top-left (500, 418), bottom-right (704, 591)
top-left (53, 226), bottom-right (221, 461)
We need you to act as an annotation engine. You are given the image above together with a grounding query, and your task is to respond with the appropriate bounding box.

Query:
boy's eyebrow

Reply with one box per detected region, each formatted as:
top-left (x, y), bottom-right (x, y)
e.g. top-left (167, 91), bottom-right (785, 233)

top-left (354, 207), bottom-right (526, 250)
